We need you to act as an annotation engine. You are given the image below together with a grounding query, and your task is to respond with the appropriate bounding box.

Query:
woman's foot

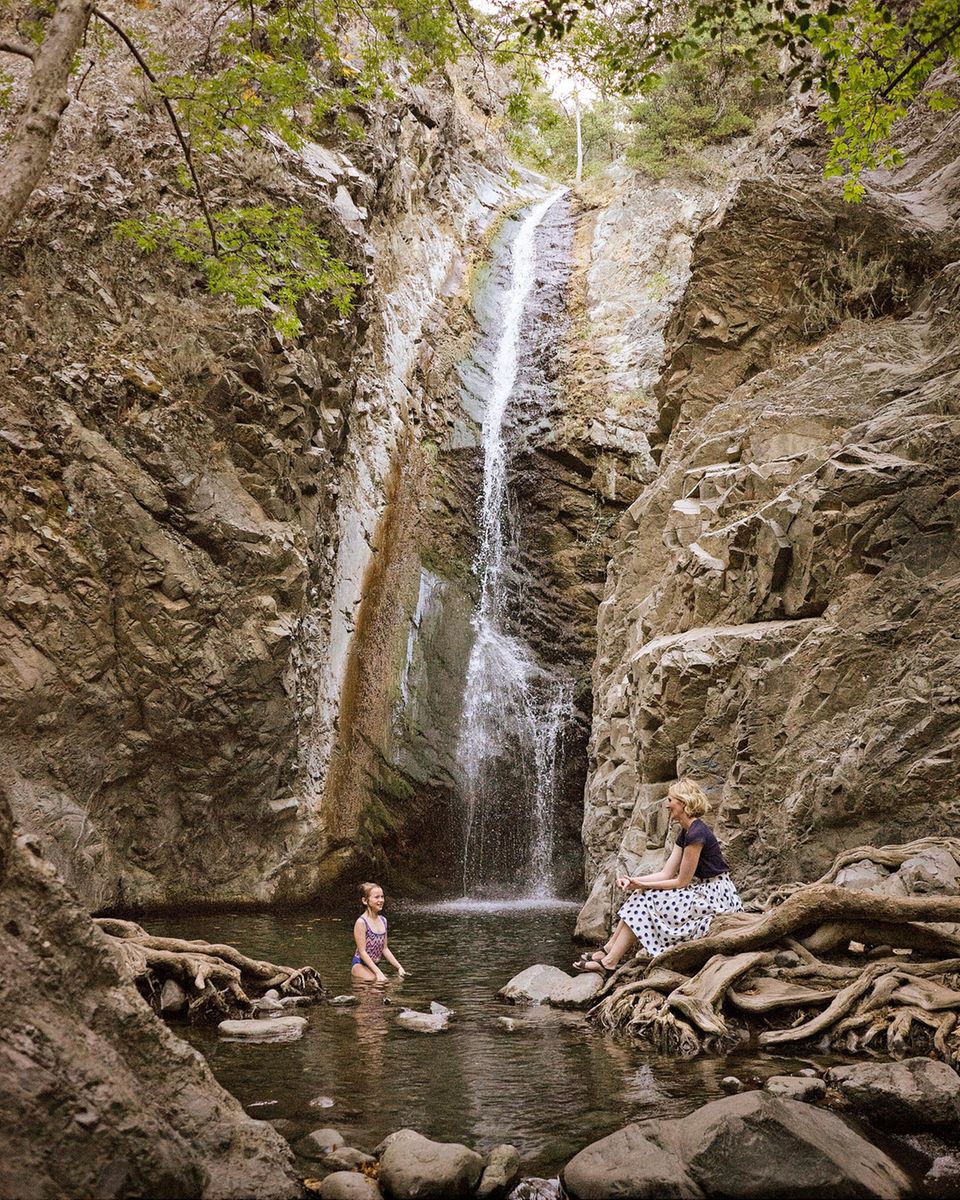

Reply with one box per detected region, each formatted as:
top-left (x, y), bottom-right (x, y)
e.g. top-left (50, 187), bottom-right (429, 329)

top-left (574, 958), bottom-right (616, 975)
top-left (572, 949), bottom-right (606, 969)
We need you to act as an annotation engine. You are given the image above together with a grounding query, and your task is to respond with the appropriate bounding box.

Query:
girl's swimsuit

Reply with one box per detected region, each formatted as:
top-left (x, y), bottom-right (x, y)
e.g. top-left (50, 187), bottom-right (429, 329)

top-left (351, 914), bottom-right (387, 967)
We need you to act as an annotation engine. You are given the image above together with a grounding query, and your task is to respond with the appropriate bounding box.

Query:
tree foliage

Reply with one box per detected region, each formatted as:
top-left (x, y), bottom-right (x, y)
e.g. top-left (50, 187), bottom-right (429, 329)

top-left (516, 0), bottom-right (960, 198)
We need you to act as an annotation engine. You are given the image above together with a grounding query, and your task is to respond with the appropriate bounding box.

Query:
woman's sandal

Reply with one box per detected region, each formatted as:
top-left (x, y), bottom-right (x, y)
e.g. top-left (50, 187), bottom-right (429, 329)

top-left (572, 948), bottom-right (606, 969)
top-left (573, 958), bottom-right (614, 976)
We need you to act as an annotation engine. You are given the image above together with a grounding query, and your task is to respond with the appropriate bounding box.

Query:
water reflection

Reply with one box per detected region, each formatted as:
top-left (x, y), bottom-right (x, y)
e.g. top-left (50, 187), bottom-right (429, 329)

top-left (147, 906), bottom-right (841, 1175)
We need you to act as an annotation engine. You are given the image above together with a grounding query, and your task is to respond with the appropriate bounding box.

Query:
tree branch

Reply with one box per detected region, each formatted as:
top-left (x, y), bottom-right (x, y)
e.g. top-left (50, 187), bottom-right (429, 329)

top-left (91, 7), bottom-right (220, 255)
top-left (0, 38), bottom-right (37, 61)
top-left (0, 0), bottom-right (94, 240)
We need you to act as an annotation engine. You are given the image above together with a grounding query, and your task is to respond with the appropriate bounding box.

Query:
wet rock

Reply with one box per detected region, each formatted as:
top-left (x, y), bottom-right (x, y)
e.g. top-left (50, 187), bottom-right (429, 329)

top-left (317, 1173), bottom-right (383, 1200)
top-left (561, 1090), bottom-right (909, 1199)
top-left (377, 1128), bottom-right (484, 1200)
top-left (476, 1143), bottom-right (521, 1199)
top-left (720, 1076), bottom-right (743, 1093)
top-left (764, 1075), bottom-right (826, 1103)
top-left (309, 1095), bottom-right (336, 1109)
top-left (158, 978), bottom-right (187, 1014)
top-left (254, 996), bottom-right (285, 1014)
top-left (544, 972), bottom-right (604, 1009)
top-left (297, 1128), bottom-right (346, 1160)
top-left (396, 1006), bottom-right (450, 1033)
top-left (825, 1058), bottom-right (960, 1131)
top-left (498, 964), bottom-right (574, 1005)
top-left (323, 1146), bottom-right (376, 1170)
top-left (493, 1016), bottom-right (524, 1032)
top-left (218, 1016), bottom-right (307, 1042)
top-left (329, 994), bottom-right (360, 1007)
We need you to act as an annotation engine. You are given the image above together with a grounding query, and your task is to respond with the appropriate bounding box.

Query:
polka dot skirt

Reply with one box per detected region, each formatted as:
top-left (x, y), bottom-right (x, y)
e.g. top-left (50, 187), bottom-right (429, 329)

top-left (618, 873), bottom-right (744, 957)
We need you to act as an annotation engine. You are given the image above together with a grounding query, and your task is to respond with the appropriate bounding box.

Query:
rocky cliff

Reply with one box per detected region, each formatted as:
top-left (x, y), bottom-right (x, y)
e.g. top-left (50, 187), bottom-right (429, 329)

top-left (578, 79), bottom-right (960, 937)
top-left (0, 783), bottom-right (299, 1199)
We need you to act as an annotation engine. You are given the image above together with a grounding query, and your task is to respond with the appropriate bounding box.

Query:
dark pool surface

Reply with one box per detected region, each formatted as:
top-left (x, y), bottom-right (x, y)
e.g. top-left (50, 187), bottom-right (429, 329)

top-left (147, 901), bottom-right (847, 1176)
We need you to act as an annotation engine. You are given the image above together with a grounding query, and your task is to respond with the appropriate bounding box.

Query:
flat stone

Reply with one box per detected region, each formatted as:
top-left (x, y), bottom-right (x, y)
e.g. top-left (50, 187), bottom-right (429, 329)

top-left (825, 1058), bottom-right (960, 1131)
top-left (544, 972), bottom-right (604, 1008)
top-left (764, 1075), bottom-right (826, 1103)
top-left (217, 1016), bottom-right (307, 1042)
top-left (498, 964), bottom-right (574, 1005)
top-left (396, 1007), bottom-right (449, 1033)
top-left (378, 1128), bottom-right (484, 1200)
top-left (329, 994), bottom-right (360, 1007)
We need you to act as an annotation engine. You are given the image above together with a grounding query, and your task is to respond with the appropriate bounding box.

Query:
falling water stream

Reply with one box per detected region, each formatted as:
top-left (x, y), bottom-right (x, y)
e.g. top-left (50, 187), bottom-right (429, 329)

top-left (457, 191), bottom-right (573, 899)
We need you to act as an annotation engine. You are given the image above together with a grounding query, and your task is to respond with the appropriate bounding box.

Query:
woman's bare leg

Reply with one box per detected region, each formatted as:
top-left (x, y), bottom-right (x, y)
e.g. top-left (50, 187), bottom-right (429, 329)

top-left (351, 962), bottom-right (378, 981)
top-left (583, 921), bottom-right (637, 972)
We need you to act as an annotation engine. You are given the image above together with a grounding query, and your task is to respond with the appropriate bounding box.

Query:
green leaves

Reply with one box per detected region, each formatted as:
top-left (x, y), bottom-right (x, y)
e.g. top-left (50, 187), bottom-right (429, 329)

top-left (117, 206), bottom-right (364, 337)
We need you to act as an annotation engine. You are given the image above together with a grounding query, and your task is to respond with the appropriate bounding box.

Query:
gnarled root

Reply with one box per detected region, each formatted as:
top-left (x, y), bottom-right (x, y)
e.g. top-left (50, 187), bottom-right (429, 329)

top-left (94, 918), bottom-right (323, 1022)
top-left (590, 838), bottom-right (960, 1065)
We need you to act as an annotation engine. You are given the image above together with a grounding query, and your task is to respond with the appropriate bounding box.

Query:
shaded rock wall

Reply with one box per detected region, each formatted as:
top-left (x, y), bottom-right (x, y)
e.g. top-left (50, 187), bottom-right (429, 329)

top-left (579, 83), bottom-right (960, 937)
top-left (0, 786), bottom-right (299, 1199)
top-left (0, 6), bottom-right (531, 908)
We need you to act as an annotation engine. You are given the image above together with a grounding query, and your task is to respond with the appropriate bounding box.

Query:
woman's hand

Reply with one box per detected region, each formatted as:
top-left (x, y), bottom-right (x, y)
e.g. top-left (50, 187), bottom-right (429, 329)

top-left (618, 876), bottom-right (645, 892)
top-left (374, 969), bottom-right (388, 983)
top-left (397, 966), bottom-right (407, 978)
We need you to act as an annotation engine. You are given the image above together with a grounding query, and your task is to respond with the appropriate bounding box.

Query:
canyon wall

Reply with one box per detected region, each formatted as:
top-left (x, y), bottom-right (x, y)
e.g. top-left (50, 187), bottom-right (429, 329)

top-left (578, 81), bottom-right (960, 937)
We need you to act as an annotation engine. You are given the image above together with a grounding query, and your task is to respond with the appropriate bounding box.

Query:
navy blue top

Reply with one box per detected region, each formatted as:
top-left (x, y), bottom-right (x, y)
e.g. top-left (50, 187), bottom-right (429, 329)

top-left (676, 819), bottom-right (730, 880)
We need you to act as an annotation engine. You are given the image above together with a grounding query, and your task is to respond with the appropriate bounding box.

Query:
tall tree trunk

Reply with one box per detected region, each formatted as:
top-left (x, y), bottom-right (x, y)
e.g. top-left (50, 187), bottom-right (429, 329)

top-left (0, 0), bottom-right (93, 240)
top-left (574, 99), bottom-right (583, 184)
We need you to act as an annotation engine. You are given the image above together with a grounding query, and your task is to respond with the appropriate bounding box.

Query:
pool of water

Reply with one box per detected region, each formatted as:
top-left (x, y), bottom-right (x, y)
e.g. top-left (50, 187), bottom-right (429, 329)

top-left (146, 903), bottom-right (845, 1176)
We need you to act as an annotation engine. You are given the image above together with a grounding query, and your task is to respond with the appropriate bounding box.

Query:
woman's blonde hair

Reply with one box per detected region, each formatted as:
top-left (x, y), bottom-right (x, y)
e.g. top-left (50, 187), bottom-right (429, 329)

top-left (359, 881), bottom-right (382, 905)
top-left (669, 779), bottom-right (711, 817)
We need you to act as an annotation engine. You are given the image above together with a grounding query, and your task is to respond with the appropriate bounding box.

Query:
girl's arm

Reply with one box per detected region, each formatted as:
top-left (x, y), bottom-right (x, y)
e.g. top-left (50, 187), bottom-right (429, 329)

top-left (381, 939), bottom-right (406, 977)
top-left (354, 918), bottom-right (387, 980)
top-left (640, 843), bottom-right (702, 891)
top-left (619, 845), bottom-right (682, 890)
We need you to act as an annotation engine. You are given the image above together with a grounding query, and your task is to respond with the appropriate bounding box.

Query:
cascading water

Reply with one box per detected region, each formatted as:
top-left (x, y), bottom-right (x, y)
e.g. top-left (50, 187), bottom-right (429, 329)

top-left (457, 190), bottom-right (573, 900)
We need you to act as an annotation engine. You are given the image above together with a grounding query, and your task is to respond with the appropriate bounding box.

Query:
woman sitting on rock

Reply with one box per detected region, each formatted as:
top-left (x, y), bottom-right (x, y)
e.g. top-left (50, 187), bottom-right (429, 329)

top-left (575, 780), bottom-right (743, 975)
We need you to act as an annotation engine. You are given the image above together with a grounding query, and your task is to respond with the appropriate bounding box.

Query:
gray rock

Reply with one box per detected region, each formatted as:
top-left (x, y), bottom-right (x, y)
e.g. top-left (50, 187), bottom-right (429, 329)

top-left (476, 1144), bottom-right (521, 1200)
top-left (561, 1090), bottom-right (909, 1199)
top-left (764, 1075), bottom-right (827, 1103)
top-left (217, 1016), bottom-right (307, 1042)
top-left (544, 972), bottom-right (604, 1009)
top-left (323, 1146), bottom-right (376, 1171)
top-left (825, 1058), bottom-right (960, 1131)
top-left (296, 1128), bottom-right (346, 1160)
top-left (378, 1128), bottom-right (484, 1200)
top-left (253, 996), bottom-right (284, 1014)
top-left (159, 979), bottom-right (187, 1014)
top-left (396, 1007), bottom-right (450, 1033)
top-left (309, 1095), bottom-right (336, 1108)
top-left (317, 1173), bottom-right (383, 1200)
top-left (493, 1016), bottom-right (524, 1032)
top-left (329, 994), bottom-right (360, 1007)
top-left (720, 1076), bottom-right (742, 1093)
top-left (498, 964), bottom-right (581, 1005)
top-left (898, 849), bottom-right (960, 896)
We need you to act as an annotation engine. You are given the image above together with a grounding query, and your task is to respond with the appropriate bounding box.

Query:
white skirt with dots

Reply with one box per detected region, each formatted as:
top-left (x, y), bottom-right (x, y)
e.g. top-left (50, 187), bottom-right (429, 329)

top-left (618, 873), bottom-right (743, 957)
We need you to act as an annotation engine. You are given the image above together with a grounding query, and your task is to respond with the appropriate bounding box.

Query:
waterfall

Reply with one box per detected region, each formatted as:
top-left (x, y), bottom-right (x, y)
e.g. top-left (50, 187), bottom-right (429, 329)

top-left (457, 190), bottom-right (572, 900)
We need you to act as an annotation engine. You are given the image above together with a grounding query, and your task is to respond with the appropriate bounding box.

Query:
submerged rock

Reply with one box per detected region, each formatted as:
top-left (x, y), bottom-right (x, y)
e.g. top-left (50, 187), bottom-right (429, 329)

top-left (329, 994), bottom-right (361, 1007)
top-left (378, 1128), bottom-right (484, 1200)
top-left (218, 1016), bottom-right (307, 1042)
top-left (561, 1090), bottom-right (909, 1199)
top-left (825, 1058), bottom-right (960, 1131)
top-left (396, 1007), bottom-right (450, 1033)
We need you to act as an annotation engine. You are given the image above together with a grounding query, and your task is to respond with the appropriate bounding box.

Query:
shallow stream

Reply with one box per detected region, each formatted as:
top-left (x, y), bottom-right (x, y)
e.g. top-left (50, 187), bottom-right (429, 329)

top-left (147, 902), bottom-right (849, 1177)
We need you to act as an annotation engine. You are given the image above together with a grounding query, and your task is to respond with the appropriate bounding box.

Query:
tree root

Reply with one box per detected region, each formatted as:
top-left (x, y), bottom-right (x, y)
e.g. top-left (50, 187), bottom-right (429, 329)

top-left (591, 838), bottom-right (960, 1065)
top-left (94, 917), bottom-right (323, 1022)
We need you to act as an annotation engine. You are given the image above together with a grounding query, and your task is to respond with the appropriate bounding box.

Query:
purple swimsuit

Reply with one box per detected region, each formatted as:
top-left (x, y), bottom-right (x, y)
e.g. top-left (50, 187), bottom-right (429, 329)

top-left (352, 914), bottom-right (387, 967)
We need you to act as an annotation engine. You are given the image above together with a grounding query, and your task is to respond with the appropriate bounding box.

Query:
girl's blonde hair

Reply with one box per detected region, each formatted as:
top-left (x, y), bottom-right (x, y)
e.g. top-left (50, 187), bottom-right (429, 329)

top-left (669, 779), bottom-right (711, 817)
top-left (359, 881), bottom-right (382, 905)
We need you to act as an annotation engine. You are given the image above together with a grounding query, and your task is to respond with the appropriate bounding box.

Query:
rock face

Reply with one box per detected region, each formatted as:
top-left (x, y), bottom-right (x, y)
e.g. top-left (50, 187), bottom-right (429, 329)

top-left (579, 82), bottom-right (960, 929)
top-left (560, 1090), bottom-right (910, 1199)
top-left (825, 1058), bottom-right (960, 1131)
top-left (0, 788), bottom-right (299, 1199)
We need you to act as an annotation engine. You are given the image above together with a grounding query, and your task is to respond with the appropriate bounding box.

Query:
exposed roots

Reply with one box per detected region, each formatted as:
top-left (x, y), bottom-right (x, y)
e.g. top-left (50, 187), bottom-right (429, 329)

top-left (94, 917), bottom-right (323, 1022)
top-left (591, 839), bottom-right (960, 1063)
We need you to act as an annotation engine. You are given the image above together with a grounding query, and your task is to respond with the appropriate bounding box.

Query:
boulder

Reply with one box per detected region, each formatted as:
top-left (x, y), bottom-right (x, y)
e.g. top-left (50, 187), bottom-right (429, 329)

top-left (835, 860), bottom-right (891, 892)
top-left (297, 1129), bottom-right (346, 1160)
top-left (317, 1173), bottom-right (383, 1200)
top-left (562, 1090), bottom-right (909, 1199)
top-left (217, 1016), bottom-right (307, 1042)
top-left (763, 1075), bottom-right (826, 1103)
top-left (378, 1128), bottom-right (484, 1200)
top-left (498, 964), bottom-right (583, 1005)
top-left (323, 1147), bottom-right (376, 1171)
top-left (476, 1144), bottom-right (522, 1200)
top-left (825, 1058), bottom-right (960, 1131)
top-left (898, 849), bottom-right (960, 896)
top-left (544, 972), bottom-right (604, 1009)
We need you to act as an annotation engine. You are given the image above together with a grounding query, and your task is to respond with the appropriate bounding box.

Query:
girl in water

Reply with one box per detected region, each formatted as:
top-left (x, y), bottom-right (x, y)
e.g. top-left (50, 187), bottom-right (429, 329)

top-left (352, 881), bottom-right (407, 982)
